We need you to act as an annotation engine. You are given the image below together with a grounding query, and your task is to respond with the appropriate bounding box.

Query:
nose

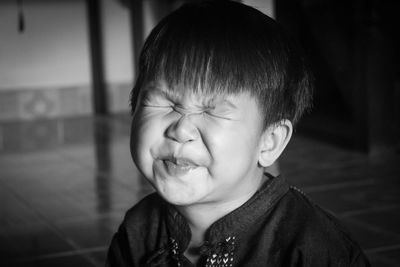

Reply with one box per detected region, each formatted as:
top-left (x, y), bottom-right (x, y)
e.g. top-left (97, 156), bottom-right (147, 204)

top-left (165, 114), bottom-right (200, 143)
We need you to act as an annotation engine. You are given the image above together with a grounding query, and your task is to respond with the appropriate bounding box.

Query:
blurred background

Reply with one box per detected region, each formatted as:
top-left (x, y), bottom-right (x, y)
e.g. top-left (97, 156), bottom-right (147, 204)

top-left (0, 0), bottom-right (399, 266)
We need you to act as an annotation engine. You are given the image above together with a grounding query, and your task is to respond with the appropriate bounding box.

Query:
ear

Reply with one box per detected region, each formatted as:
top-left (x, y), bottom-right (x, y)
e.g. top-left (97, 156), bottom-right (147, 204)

top-left (258, 120), bottom-right (293, 167)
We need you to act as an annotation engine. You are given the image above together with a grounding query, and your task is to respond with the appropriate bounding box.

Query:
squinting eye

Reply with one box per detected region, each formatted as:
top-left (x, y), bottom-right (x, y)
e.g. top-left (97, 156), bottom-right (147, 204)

top-left (204, 110), bottom-right (231, 120)
top-left (140, 98), bottom-right (172, 109)
top-left (141, 103), bottom-right (171, 108)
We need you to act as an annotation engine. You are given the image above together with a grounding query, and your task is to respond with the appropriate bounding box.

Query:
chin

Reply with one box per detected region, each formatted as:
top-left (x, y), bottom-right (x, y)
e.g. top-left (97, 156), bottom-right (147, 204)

top-left (156, 183), bottom-right (205, 206)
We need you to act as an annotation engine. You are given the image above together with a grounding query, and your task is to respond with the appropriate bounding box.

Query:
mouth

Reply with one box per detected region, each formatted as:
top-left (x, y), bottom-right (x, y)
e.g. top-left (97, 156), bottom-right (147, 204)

top-left (161, 157), bottom-right (199, 176)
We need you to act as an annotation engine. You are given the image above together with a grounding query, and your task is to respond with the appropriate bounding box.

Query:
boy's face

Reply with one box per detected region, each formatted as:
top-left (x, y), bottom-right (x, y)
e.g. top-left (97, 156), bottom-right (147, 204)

top-left (130, 81), bottom-right (266, 207)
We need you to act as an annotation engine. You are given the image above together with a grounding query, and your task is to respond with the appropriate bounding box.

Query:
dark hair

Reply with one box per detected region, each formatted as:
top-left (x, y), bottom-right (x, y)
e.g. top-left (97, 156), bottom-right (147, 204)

top-left (131, 0), bottom-right (313, 127)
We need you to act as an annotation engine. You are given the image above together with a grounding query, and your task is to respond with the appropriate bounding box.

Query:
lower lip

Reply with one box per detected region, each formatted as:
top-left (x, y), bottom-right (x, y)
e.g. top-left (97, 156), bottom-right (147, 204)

top-left (162, 160), bottom-right (197, 177)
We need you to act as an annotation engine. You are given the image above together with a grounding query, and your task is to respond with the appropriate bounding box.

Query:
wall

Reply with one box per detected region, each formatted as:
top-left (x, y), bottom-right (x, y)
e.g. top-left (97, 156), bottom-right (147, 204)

top-left (0, 0), bottom-right (134, 120)
top-left (0, 1), bottom-right (91, 89)
top-left (0, 0), bottom-right (92, 120)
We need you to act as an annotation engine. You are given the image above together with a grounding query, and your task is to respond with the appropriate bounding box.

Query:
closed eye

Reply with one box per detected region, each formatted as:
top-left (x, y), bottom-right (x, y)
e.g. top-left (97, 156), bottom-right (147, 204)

top-left (141, 103), bottom-right (172, 108)
top-left (139, 88), bottom-right (173, 109)
top-left (140, 97), bottom-right (173, 109)
top-left (203, 110), bottom-right (233, 120)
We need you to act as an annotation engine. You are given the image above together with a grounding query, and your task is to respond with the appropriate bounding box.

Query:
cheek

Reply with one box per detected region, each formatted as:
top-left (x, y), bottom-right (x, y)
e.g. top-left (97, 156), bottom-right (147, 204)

top-left (205, 126), bottom-right (259, 170)
top-left (130, 116), bottom-right (164, 174)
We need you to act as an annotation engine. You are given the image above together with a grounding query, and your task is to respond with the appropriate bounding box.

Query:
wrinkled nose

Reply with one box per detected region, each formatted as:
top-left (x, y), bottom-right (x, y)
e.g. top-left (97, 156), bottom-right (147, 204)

top-left (165, 115), bottom-right (200, 143)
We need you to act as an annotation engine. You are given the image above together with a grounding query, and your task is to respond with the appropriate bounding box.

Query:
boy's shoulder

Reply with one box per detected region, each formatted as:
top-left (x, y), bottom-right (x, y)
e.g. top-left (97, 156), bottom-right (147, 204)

top-left (272, 186), bottom-right (369, 265)
top-left (284, 187), bottom-right (355, 241)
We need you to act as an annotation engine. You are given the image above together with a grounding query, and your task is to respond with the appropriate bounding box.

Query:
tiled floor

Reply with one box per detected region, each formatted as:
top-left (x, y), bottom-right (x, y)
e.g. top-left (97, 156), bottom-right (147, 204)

top-left (0, 114), bottom-right (399, 266)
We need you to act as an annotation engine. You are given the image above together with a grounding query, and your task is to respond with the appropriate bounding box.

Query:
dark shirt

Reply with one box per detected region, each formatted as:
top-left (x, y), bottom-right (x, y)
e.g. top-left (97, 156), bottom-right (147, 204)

top-left (106, 175), bottom-right (370, 266)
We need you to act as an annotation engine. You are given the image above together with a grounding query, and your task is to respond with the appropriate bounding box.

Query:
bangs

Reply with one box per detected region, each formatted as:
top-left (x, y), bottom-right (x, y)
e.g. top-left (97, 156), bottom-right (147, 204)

top-left (149, 44), bottom-right (239, 98)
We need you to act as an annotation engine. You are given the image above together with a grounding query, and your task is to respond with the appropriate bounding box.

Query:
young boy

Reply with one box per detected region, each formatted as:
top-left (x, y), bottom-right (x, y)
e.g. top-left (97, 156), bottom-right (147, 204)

top-left (106, 1), bottom-right (370, 266)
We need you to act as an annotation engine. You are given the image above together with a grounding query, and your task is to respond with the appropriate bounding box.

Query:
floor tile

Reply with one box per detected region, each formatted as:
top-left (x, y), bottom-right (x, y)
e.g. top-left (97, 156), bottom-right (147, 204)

top-left (366, 252), bottom-right (400, 267)
top-left (56, 218), bottom-right (114, 249)
top-left (341, 218), bottom-right (400, 250)
top-left (349, 207), bottom-right (400, 235)
top-left (5, 254), bottom-right (97, 267)
top-left (0, 222), bottom-right (75, 260)
top-left (377, 249), bottom-right (400, 265)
